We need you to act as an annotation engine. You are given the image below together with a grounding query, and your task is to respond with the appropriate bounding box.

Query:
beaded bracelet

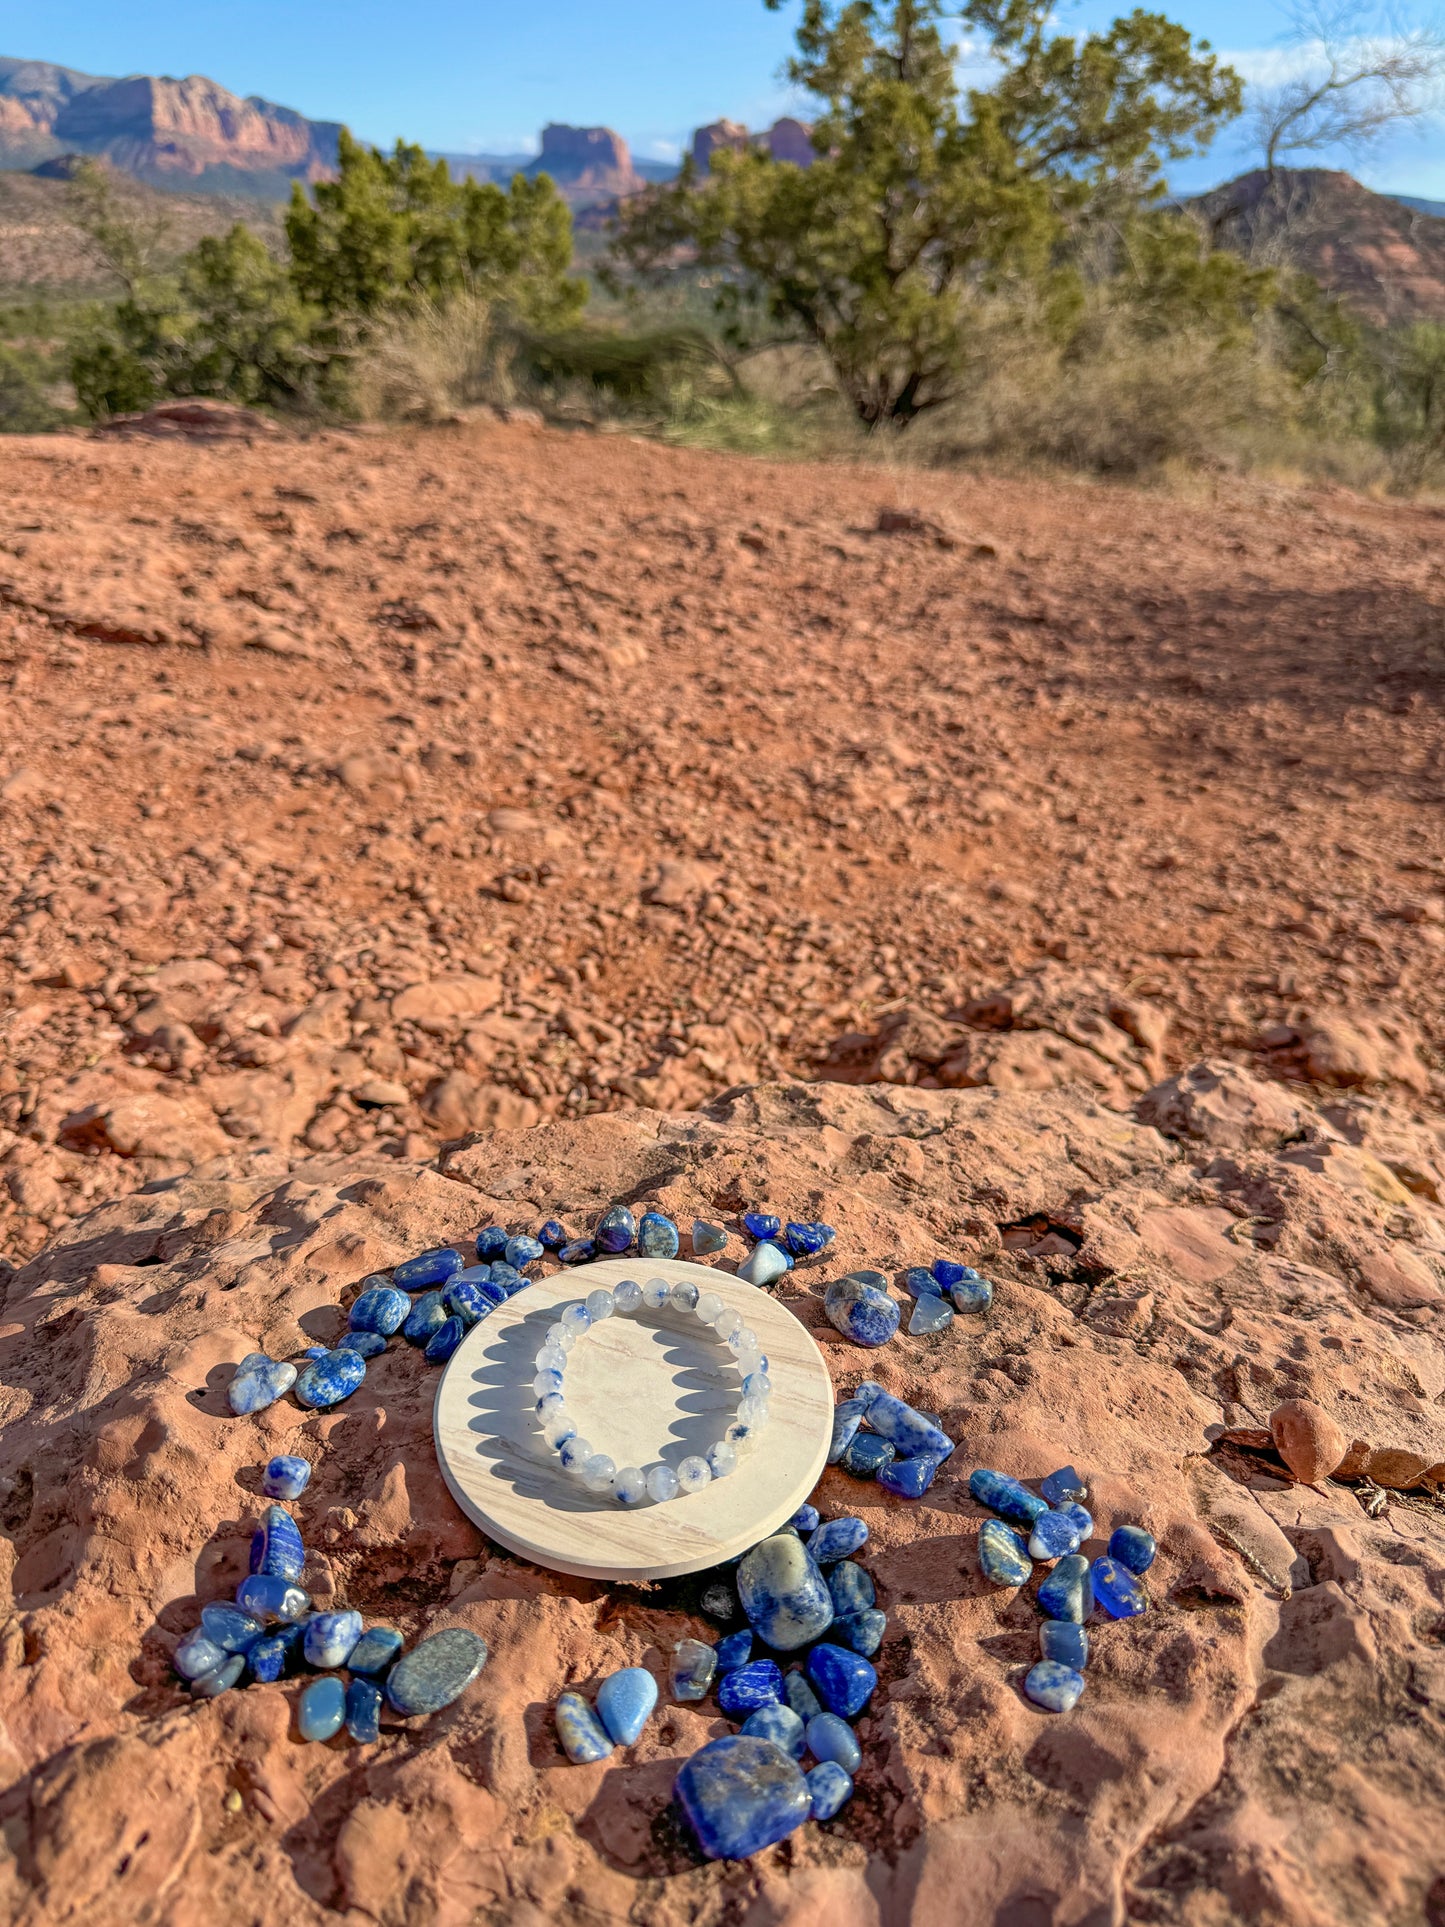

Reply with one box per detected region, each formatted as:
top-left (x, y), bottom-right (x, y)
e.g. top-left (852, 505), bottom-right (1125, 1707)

top-left (531, 1276), bottom-right (772, 1505)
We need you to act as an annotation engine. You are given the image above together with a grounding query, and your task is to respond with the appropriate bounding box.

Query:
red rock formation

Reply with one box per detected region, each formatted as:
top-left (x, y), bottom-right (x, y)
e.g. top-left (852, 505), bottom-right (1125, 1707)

top-left (692, 118), bottom-right (751, 171)
top-left (767, 116), bottom-right (814, 165)
top-left (528, 122), bottom-right (641, 197)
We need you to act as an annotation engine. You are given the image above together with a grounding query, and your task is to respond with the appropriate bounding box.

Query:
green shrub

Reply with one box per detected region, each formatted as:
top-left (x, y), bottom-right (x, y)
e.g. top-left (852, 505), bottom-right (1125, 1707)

top-left (0, 345), bottom-right (62, 431)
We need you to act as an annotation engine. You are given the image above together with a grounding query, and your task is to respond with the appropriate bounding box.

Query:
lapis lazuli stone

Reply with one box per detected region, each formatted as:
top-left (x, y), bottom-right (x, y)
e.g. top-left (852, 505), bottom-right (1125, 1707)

top-left (295, 1348), bottom-right (366, 1409)
top-left (251, 1505), bottom-right (305, 1583)
top-left (262, 1455), bottom-right (311, 1501)
top-left (348, 1625), bottom-right (404, 1675)
top-left (191, 1653), bottom-right (245, 1698)
top-left (672, 1639), bottom-right (717, 1702)
top-left (676, 1734), bottom-right (811, 1860)
top-left (792, 1504), bottom-right (820, 1533)
top-left (394, 1247), bottom-right (463, 1291)
top-left (827, 1561), bottom-right (875, 1617)
top-left (743, 1211), bottom-right (781, 1241)
top-left (809, 1517), bottom-right (868, 1565)
top-left (1109, 1525), bottom-right (1156, 1574)
top-left (1063, 1504), bottom-right (1094, 1541)
top-left (595, 1666), bottom-right (658, 1745)
top-left (425, 1315), bottom-right (465, 1364)
top-left (738, 1536), bottom-right (834, 1651)
top-left (785, 1221), bottom-right (834, 1258)
top-left (402, 1291), bottom-right (447, 1346)
top-left (555, 1690), bottom-right (613, 1762)
top-left (385, 1628), bottom-right (488, 1715)
top-left (595, 1205), bottom-right (636, 1253)
top-left (691, 1219), bottom-right (728, 1255)
top-left (441, 1277), bottom-right (490, 1327)
top-left (901, 1266), bottom-right (944, 1299)
top-left (304, 1609), bottom-right (362, 1669)
top-left (200, 1603), bottom-right (265, 1654)
top-left (505, 1233), bottom-right (545, 1270)
top-left (738, 1241), bottom-right (790, 1287)
top-left (979, 1519), bottom-right (1033, 1587)
top-left (716, 1630), bottom-right (753, 1672)
top-left (1092, 1557), bottom-right (1147, 1618)
top-left (1040, 1620), bottom-right (1090, 1669)
top-left (1029, 1510), bottom-right (1083, 1561)
top-left (908, 1294), bottom-right (954, 1336)
top-left (637, 1211), bottom-right (680, 1259)
top-left (742, 1702), bottom-right (806, 1759)
top-left (349, 1284), bottom-right (410, 1335)
top-left (175, 1631), bottom-right (228, 1680)
top-left (559, 1238), bottom-right (596, 1265)
top-left (345, 1676), bottom-right (383, 1744)
top-left (236, 1574), bottom-right (310, 1622)
top-left (298, 1675), bottom-right (347, 1742)
top-left (1024, 1660), bottom-right (1085, 1713)
top-left (806, 1711), bottom-right (862, 1772)
top-left (827, 1399), bottom-right (866, 1465)
top-left (247, 1622), bottom-right (302, 1682)
top-left (228, 1353), bottom-right (296, 1416)
top-left (337, 1329), bottom-right (386, 1358)
top-left (877, 1453), bottom-right (945, 1500)
top-left (835, 1608), bottom-right (886, 1658)
top-left (475, 1226), bottom-right (510, 1260)
top-left (784, 1669), bottom-right (823, 1722)
top-left (716, 1659), bottom-right (783, 1716)
top-left (942, 1264), bottom-right (994, 1313)
top-left (866, 1392), bottom-right (953, 1460)
top-left (825, 1275), bottom-right (899, 1349)
top-left (1040, 1466), bottom-right (1087, 1506)
top-left (969, 1469), bottom-right (1049, 1528)
top-left (1037, 1554), bottom-right (1094, 1623)
top-left (806, 1643), bottom-right (876, 1719)
top-left (538, 1220), bottom-right (567, 1250)
top-left (807, 1760), bottom-right (853, 1821)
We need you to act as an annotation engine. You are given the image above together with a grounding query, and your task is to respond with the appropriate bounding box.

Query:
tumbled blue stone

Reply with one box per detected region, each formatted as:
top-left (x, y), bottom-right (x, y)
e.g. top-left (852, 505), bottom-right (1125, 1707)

top-left (866, 1391), bottom-right (953, 1460)
top-left (555, 1690), bottom-right (614, 1762)
top-left (783, 1669), bottom-right (823, 1721)
top-left (175, 1630), bottom-right (229, 1680)
top-left (931, 1259), bottom-right (972, 1289)
top-left (835, 1609), bottom-right (886, 1658)
top-left (348, 1625), bottom-right (404, 1675)
top-left (636, 1211), bottom-right (680, 1259)
top-left (1028, 1510), bottom-right (1083, 1561)
top-left (805, 1711), bottom-right (862, 1772)
top-left (345, 1676), bottom-right (383, 1744)
top-left (675, 1734), bottom-right (811, 1860)
top-left (849, 1381), bottom-right (886, 1410)
top-left (1037, 1554), bottom-right (1094, 1623)
top-left (475, 1225), bottom-right (509, 1259)
top-left (235, 1573), bottom-right (309, 1622)
top-left (827, 1399), bottom-right (866, 1465)
top-left (595, 1205), bottom-right (636, 1253)
top-left (742, 1703), bottom-right (806, 1759)
top-left (1040, 1620), bottom-right (1090, 1669)
top-left (806, 1643), bottom-right (876, 1719)
top-left (304, 1609), bottom-right (362, 1670)
top-left (247, 1622), bottom-right (302, 1682)
top-left (1062, 1503), bottom-right (1094, 1540)
top-left (440, 1278), bottom-right (489, 1327)
top-left (250, 1506), bottom-right (305, 1583)
top-left (394, 1247), bottom-right (463, 1291)
top-left (791, 1504), bottom-right (820, 1533)
top-left (402, 1291), bottom-right (447, 1346)
top-left (809, 1517), bottom-right (868, 1565)
top-left (505, 1233), bottom-right (545, 1270)
top-left (807, 1760), bottom-right (853, 1821)
top-left (1040, 1465), bottom-right (1087, 1506)
top-left (385, 1628), bottom-right (488, 1715)
top-left (908, 1294), bottom-right (954, 1336)
top-left (969, 1468), bottom-right (1049, 1528)
top-left (298, 1675), bottom-right (347, 1742)
top-left (827, 1561), bottom-right (875, 1616)
top-left (490, 1263), bottom-right (526, 1295)
top-left (538, 1220), bottom-right (567, 1250)
top-left (1092, 1557), bottom-right (1147, 1618)
top-left (691, 1219), bottom-right (728, 1255)
top-left (784, 1221), bottom-right (834, 1258)
top-left (877, 1452), bottom-right (946, 1500)
top-left (1109, 1525), bottom-right (1156, 1574)
top-left (559, 1238), bottom-right (596, 1265)
top-left (900, 1266), bottom-right (944, 1299)
top-left (979, 1519), bottom-right (1033, 1588)
top-left (738, 1535), bottom-right (834, 1651)
top-left (743, 1211), bottom-right (781, 1241)
top-left (303, 1345), bottom-right (329, 1359)
top-left (825, 1275), bottom-right (899, 1349)
top-left (228, 1353), bottom-right (296, 1416)
top-left (671, 1639), bottom-right (718, 1702)
top-left (200, 1603), bottom-right (265, 1654)
top-left (738, 1240), bottom-right (790, 1287)
top-left (262, 1454), bottom-right (311, 1501)
top-left (425, 1315), bottom-right (465, 1364)
top-left (595, 1666), bottom-right (658, 1745)
top-left (1024, 1660), bottom-right (1085, 1713)
top-left (716, 1630), bottom-right (753, 1672)
top-left (349, 1284), bottom-right (410, 1335)
top-left (295, 1348), bottom-right (366, 1409)
top-left (716, 1660), bottom-right (783, 1716)
top-left (942, 1264), bottom-right (994, 1313)
top-left (191, 1653), bottom-right (245, 1699)
top-left (337, 1329), bottom-right (386, 1359)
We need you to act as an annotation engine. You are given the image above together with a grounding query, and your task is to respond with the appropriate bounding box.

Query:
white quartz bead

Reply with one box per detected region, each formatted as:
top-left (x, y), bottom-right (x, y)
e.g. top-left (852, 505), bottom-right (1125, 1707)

top-left (727, 1326), bottom-right (758, 1356)
top-left (585, 1288), bottom-right (615, 1321)
top-left (712, 1307), bottom-right (742, 1342)
top-left (737, 1395), bottom-right (770, 1427)
top-left (542, 1413), bottom-right (576, 1448)
top-left (612, 1465), bottom-right (647, 1505)
top-left (670, 1280), bottom-right (700, 1311)
top-left (533, 1370), bottom-right (564, 1397)
top-left (581, 1453), bottom-right (617, 1492)
top-left (642, 1277), bottom-right (670, 1308)
top-left (535, 1343), bottom-right (567, 1373)
top-left (545, 1322), bottom-right (575, 1350)
top-left (677, 1456), bottom-right (712, 1494)
top-left (560, 1303), bottom-right (591, 1338)
top-left (706, 1440), bottom-right (738, 1479)
top-left (613, 1278), bottom-right (643, 1313)
top-left (695, 1291), bottom-right (724, 1324)
top-left (646, 1464), bottom-right (680, 1503)
top-left (559, 1436), bottom-right (593, 1474)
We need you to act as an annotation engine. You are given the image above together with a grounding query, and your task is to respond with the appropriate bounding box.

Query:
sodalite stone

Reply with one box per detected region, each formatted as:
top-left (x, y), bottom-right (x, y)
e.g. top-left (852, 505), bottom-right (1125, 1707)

top-left (247, 1622), bottom-right (302, 1682)
top-left (979, 1520), bottom-right (1033, 1587)
top-left (1029, 1510), bottom-right (1083, 1561)
top-left (559, 1238), bottom-right (596, 1265)
top-left (475, 1226), bottom-right (509, 1260)
top-left (1024, 1660), bottom-right (1085, 1713)
top-left (385, 1628), bottom-right (488, 1715)
top-left (716, 1630), bottom-right (753, 1671)
top-left (337, 1330), bottom-right (386, 1359)
top-left (901, 1267), bottom-right (943, 1299)
top-left (441, 1277), bottom-right (490, 1327)
top-left (394, 1247), bottom-right (463, 1291)
top-left (742, 1703), bottom-right (806, 1759)
top-left (877, 1453), bottom-right (945, 1499)
top-left (1062, 1503), bottom-right (1094, 1540)
top-left (806, 1643), bottom-right (876, 1719)
top-left (1037, 1554), bottom-right (1094, 1623)
top-left (738, 1241), bottom-right (790, 1287)
top-left (304, 1609), bottom-right (362, 1669)
top-left (738, 1535), bottom-right (834, 1651)
top-left (1092, 1557), bottom-right (1147, 1618)
top-left (969, 1468), bottom-right (1049, 1528)
top-left (807, 1760), bottom-right (853, 1821)
top-left (784, 1669), bottom-right (823, 1721)
top-left (228, 1354), bottom-right (296, 1416)
top-left (743, 1211), bottom-right (781, 1241)
top-left (595, 1666), bottom-right (658, 1745)
top-left (676, 1734), bottom-right (811, 1860)
top-left (262, 1455), bottom-right (311, 1500)
top-left (671, 1639), bottom-right (718, 1702)
top-left (537, 1219), bottom-right (566, 1250)
top-left (175, 1631), bottom-right (228, 1680)
top-left (250, 1505), bottom-right (305, 1583)
top-left (827, 1561), bottom-right (875, 1616)
top-left (908, 1294), bottom-right (954, 1336)
top-left (595, 1205), bottom-right (636, 1253)
top-left (295, 1348), bottom-right (366, 1409)
top-left (637, 1212), bottom-right (680, 1259)
top-left (866, 1392), bottom-right (953, 1460)
top-left (1109, 1525), bottom-right (1156, 1574)
top-left (691, 1219), bottom-right (728, 1255)
top-left (825, 1275), bottom-right (899, 1349)
top-left (402, 1291), bottom-right (447, 1346)
top-left (785, 1221), bottom-right (834, 1257)
top-left (490, 1263), bottom-right (526, 1296)
top-left (346, 1677), bottom-right (383, 1744)
top-left (503, 1233), bottom-right (544, 1270)
top-left (200, 1603), bottom-right (265, 1653)
top-left (791, 1505), bottom-right (820, 1532)
top-left (836, 1609), bottom-right (886, 1657)
top-left (298, 1675), bottom-right (347, 1742)
top-left (349, 1284), bottom-right (409, 1335)
top-left (348, 1626), bottom-right (404, 1675)
top-left (191, 1654), bottom-right (245, 1699)
top-left (827, 1399), bottom-right (866, 1465)
top-left (1041, 1620), bottom-right (1090, 1669)
top-left (945, 1266), bottom-right (994, 1313)
top-left (425, 1315), bottom-right (465, 1363)
top-left (717, 1660), bottom-right (783, 1716)
top-left (809, 1517), bottom-right (868, 1565)
top-left (806, 1712), bottom-right (862, 1772)
top-left (1041, 1465), bottom-right (1087, 1506)
top-left (555, 1691), bottom-right (613, 1762)
top-left (849, 1380), bottom-right (886, 1410)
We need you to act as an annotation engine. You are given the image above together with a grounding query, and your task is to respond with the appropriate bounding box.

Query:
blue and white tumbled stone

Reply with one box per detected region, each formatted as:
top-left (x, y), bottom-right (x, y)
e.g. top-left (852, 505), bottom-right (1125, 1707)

top-left (784, 1669), bottom-right (823, 1722)
top-left (596, 1666), bottom-right (658, 1745)
top-left (784, 1221), bottom-right (834, 1258)
top-left (228, 1353), bottom-right (296, 1416)
top-left (835, 1608), bottom-right (886, 1658)
top-left (505, 1233), bottom-right (545, 1270)
top-left (191, 1653), bottom-right (245, 1699)
top-left (1037, 1554), bottom-right (1094, 1623)
top-left (908, 1294), bottom-right (954, 1336)
top-left (538, 1219), bottom-right (567, 1250)
top-left (824, 1274), bottom-right (899, 1349)
top-left (441, 1277), bottom-right (491, 1327)
top-left (385, 1628), bottom-right (488, 1714)
top-left (1041, 1620), bottom-right (1090, 1669)
top-left (555, 1690), bottom-right (613, 1762)
top-left (262, 1455), bottom-right (311, 1500)
top-left (900, 1267), bottom-right (944, 1300)
top-left (250, 1505), bottom-right (305, 1583)
top-left (691, 1219), bottom-right (728, 1255)
top-left (637, 1211), bottom-right (680, 1259)
top-left (841, 1432), bottom-right (896, 1479)
top-left (827, 1398), bottom-right (867, 1465)
top-left (1109, 1525), bottom-right (1156, 1574)
top-left (348, 1625), bottom-right (404, 1675)
top-left (742, 1211), bottom-right (781, 1241)
top-left (809, 1517), bottom-right (868, 1565)
top-left (944, 1265), bottom-right (994, 1313)
top-left (806, 1760), bottom-right (854, 1821)
top-left (595, 1205), bottom-right (636, 1253)
top-left (247, 1623), bottom-right (302, 1682)
top-left (474, 1226), bottom-right (509, 1260)
top-left (791, 1504), bottom-right (820, 1533)
top-left (304, 1609), bottom-right (362, 1669)
top-left (349, 1284), bottom-right (410, 1335)
top-left (827, 1561), bottom-right (875, 1617)
top-left (425, 1315), bottom-right (465, 1364)
top-left (877, 1453), bottom-right (945, 1499)
top-left (402, 1291), bottom-right (448, 1346)
top-left (1023, 1660), bottom-right (1085, 1713)
top-left (806, 1712), bottom-right (862, 1773)
top-left (716, 1659), bottom-right (783, 1716)
top-left (675, 1734), bottom-right (811, 1860)
top-left (298, 1675), bottom-right (347, 1741)
top-left (294, 1348), bottom-right (366, 1409)
top-left (1062, 1503), bottom-right (1094, 1541)
top-left (200, 1603), bottom-right (265, 1653)
top-left (1028, 1510), bottom-right (1083, 1561)
top-left (345, 1676), bottom-right (383, 1745)
top-left (558, 1238), bottom-right (596, 1265)
top-left (394, 1247), bottom-right (463, 1291)
top-left (806, 1643), bottom-right (876, 1719)
top-left (715, 1630), bottom-right (753, 1672)
top-left (336, 1330), bottom-right (386, 1358)
top-left (1040, 1465), bottom-right (1087, 1506)
top-left (671, 1639), bottom-right (717, 1702)
top-left (1091, 1556), bottom-right (1147, 1618)
top-left (174, 1631), bottom-right (229, 1680)
top-left (738, 1241), bottom-right (790, 1287)
top-left (742, 1702), bottom-right (806, 1760)
top-left (866, 1392), bottom-right (953, 1460)
top-left (969, 1468), bottom-right (1049, 1528)
top-left (979, 1520), bottom-right (1033, 1588)
top-left (737, 1535), bottom-right (834, 1651)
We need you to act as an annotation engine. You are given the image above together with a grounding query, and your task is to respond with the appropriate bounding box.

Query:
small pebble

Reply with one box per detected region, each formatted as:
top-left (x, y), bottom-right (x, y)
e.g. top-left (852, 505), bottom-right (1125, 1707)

top-left (671, 1638), bottom-right (717, 1702)
top-left (835, 1608), bottom-right (886, 1657)
top-left (505, 1234), bottom-right (545, 1270)
top-left (345, 1676), bottom-right (383, 1744)
top-left (262, 1455), bottom-right (311, 1501)
top-left (979, 1519), bottom-right (1033, 1588)
top-left (1023, 1660), bottom-right (1085, 1713)
top-left (304, 1610), bottom-right (362, 1669)
top-left (596, 1666), bottom-right (658, 1745)
top-left (908, 1294), bottom-right (954, 1336)
top-left (385, 1628), bottom-right (489, 1715)
top-left (402, 1291), bottom-right (448, 1346)
top-left (191, 1654), bottom-right (245, 1699)
top-left (228, 1353), bottom-right (297, 1416)
top-left (1028, 1510), bottom-right (1083, 1561)
top-left (738, 1240), bottom-right (790, 1287)
top-left (295, 1349), bottom-right (366, 1409)
top-left (717, 1659), bottom-right (783, 1716)
top-left (806, 1760), bottom-right (854, 1820)
top-left (394, 1247), bottom-right (463, 1291)
top-left (1040, 1465), bottom-right (1087, 1506)
top-left (741, 1702), bottom-right (806, 1759)
top-left (348, 1626), bottom-right (405, 1674)
top-left (474, 1226), bottom-right (509, 1260)
top-left (809, 1517), bottom-right (868, 1565)
top-left (824, 1274), bottom-right (899, 1348)
top-left (637, 1211), bottom-right (680, 1258)
top-left (827, 1561), bottom-right (875, 1616)
top-left (947, 1268), bottom-right (994, 1314)
top-left (298, 1675), bottom-right (347, 1741)
top-left (805, 1711), bottom-right (862, 1772)
top-left (877, 1452), bottom-right (946, 1499)
top-left (783, 1669), bottom-right (823, 1721)
top-left (336, 1329), bottom-right (386, 1358)
top-left (806, 1643), bottom-right (876, 1719)
top-left (558, 1238), bottom-right (596, 1265)
top-left (425, 1315), bottom-right (465, 1364)
top-left (250, 1505), bottom-right (305, 1582)
top-left (691, 1219), bottom-right (728, 1255)
top-left (900, 1266), bottom-right (943, 1300)
top-left (1091, 1557), bottom-right (1147, 1618)
top-left (595, 1205), bottom-right (636, 1253)
top-left (827, 1399), bottom-right (866, 1465)
top-left (700, 1582), bottom-right (736, 1621)
top-left (675, 1734), bottom-right (811, 1860)
top-left (715, 1630), bottom-right (753, 1672)
top-left (175, 1631), bottom-right (229, 1681)
top-left (349, 1284), bottom-right (410, 1336)
top-left (200, 1603), bottom-right (265, 1654)
top-left (969, 1468), bottom-right (1049, 1528)
top-left (791, 1504), bottom-right (820, 1532)
top-left (1040, 1620), bottom-right (1090, 1669)
top-left (1037, 1554), bottom-right (1094, 1623)
top-left (555, 1690), bottom-right (613, 1763)
top-left (1109, 1525), bottom-right (1156, 1574)
top-left (743, 1211), bottom-right (781, 1241)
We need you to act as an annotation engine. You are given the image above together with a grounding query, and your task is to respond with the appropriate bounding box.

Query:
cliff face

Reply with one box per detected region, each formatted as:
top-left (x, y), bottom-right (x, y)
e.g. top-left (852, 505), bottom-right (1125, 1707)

top-left (525, 122), bottom-right (642, 200)
top-left (691, 115), bottom-right (815, 171)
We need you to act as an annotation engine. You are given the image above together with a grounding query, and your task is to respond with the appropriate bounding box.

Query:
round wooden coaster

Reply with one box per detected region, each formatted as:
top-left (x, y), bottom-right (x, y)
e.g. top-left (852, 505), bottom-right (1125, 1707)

top-left (433, 1257), bottom-right (834, 1581)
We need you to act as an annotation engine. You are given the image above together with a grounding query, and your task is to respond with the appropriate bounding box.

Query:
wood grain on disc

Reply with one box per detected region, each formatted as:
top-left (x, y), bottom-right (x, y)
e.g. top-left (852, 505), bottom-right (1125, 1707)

top-left (433, 1257), bottom-right (834, 1581)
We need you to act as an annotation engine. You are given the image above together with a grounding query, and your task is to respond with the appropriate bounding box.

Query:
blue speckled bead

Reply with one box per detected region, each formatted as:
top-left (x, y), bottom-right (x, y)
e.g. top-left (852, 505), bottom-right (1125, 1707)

top-left (345, 1676), bottom-right (383, 1744)
top-left (716, 1630), bottom-right (753, 1672)
top-left (691, 1220), bottom-right (729, 1255)
top-left (1040, 1465), bottom-right (1087, 1506)
top-left (425, 1315), bottom-right (465, 1364)
top-left (505, 1234), bottom-right (545, 1270)
top-left (191, 1653), bottom-right (245, 1699)
top-left (475, 1225), bottom-right (509, 1259)
top-left (538, 1220), bottom-right (567, 1250)
top-left (671, 1639), bottom-right (717, 1702)
top-left (908, 1294), bottom-right (954, 1336)
top-left (1037, 1554), bottom-right (1094, 1623)
top-left (174, 1631), bottom-right (229, 1680)
top-left (716, 1659), bottom-right (783, 1716)
top-left (835, 1609), bottom-right (886, 1658)
top-left (825, 1275), bottom-right (899, 1349)
top-left (738, 1536), bottom-right (834, 1651)
top-left (791, 1505), bottom-right (820, 1533)
top-left (440, 1277), bottom-right (489, 1327)
top-left (1024, 1660), bottom-right (1085, 1713)
top-left (969, 1468), bottom-right (1049, 1528)
top-left (741, 1703), bottom-right (806, 1760)
top-left (806, 1643), bottom-right (876, 1719)
top-left (250, 1505), bottom-right (305, 1583)
top-left (865, 1392), bottom-right (953, 1460)
top-left (743, 1211), bottom-right (781, 1241)
top-left (675, 1734), bottom-right (811, 1860)
top-left (809, 1517), bottom-right (868, 1566)
top-left (235, 1573), bottom-right (309, 1622)
top-left (1040, 1620), bottom-right (1089, 1669)
top-left (595, 1205), bottom-right (636, 1253)
top-left (784, 1221), bottom-right (834, 1258)
top-left (228, 1353), bottom-right (296, 1416)
top-left (295, 1348), bottom-right (366, 1409)
top-left (337, 1329), bottom-right (386, 1359)
top-left (979, 1519), bottom-right (1033, 1587)
top-left (596, 1666), bottom-right (658, 1745)
top-left (247, 1622), bottom-right (303, 1682)
top-left (784, 1669), bottom-right (823, 1722)
top-left (738, 1241), bottom-right (790, 1287)
top-left (877, 1453), bottom-right (947, 1500)
top-left (555, 1690), bottom-right (613, 1762)
top-left (806, 1711), bottom-right (862, 1772)
top-left (1091, 1557), bottom-right (1147, 1618)
top-left (1028, 1510), bottom-right (1083, 1561)
top-left (298, 1675), bottom-right (347, 1742)
top-left (262, 1454), bottom-right (311, 1501)
top-left (304, 1609), bottom-right (362, 1669)
top-left (348, 1626), bottom-right (404, 1675)
top-left (827, 1561), bottom-right (875, 1617)
top-left (385, 1628), bottom-right (488, 1715)
top-left (841, 1433), bottom-right (895, 1479)
top-left (827, 1399), bottom-right (867, 1465)
top-left (394, 1247), bottom-right (463, 1291)
top-left (402, 1291), bottom-right (447, 1346)
top-left (349, 1284), bottom-right (410, 1335)
top-left (637, 1211), bottom-right (681, 1259)
top-left (900, 1266), bottom-right (944, 1299)
top-left (1109, 1525), bottom-right (1156, 1574)
top-left (807, 1759), bottom-right (853, 1821)
top-left (200, 1602), bottom-right (265, 1653)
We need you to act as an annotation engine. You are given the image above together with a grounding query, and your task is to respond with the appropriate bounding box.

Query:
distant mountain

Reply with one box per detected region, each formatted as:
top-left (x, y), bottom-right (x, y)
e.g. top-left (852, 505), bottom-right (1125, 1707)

top-left (1387, 192), bottom-right (1445, 221)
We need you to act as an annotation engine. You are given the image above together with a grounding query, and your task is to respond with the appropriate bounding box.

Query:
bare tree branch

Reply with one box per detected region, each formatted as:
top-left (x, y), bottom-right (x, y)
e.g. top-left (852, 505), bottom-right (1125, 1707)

top-left (1253, 0), bottom-right (1445, 176)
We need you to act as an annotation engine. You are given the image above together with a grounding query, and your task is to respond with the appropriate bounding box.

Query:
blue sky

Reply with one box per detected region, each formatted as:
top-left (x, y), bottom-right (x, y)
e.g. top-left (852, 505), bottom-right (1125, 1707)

top-left (20, 0), bottom-right (1445, 194)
